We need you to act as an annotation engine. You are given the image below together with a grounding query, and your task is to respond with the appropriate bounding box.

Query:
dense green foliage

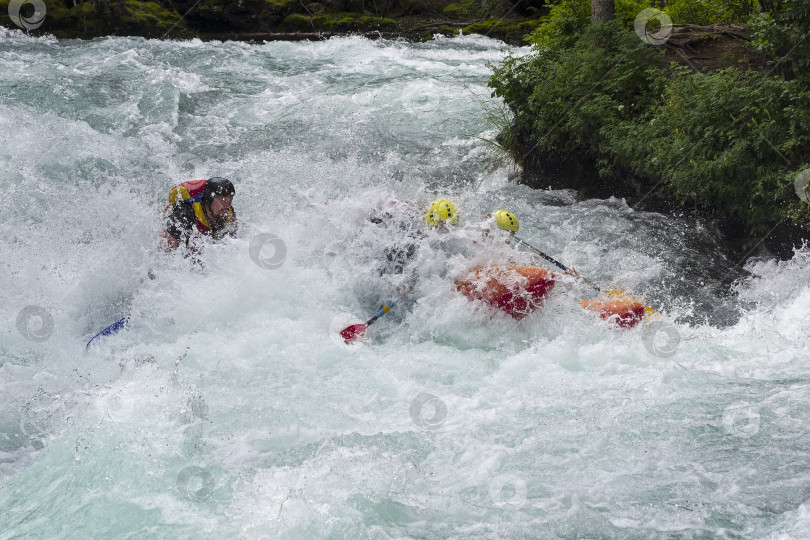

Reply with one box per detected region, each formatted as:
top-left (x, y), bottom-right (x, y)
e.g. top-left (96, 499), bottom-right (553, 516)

top-left (750, 0), bottom-right (810, 83)
top-left (0, 0), bottom-right (192, 38)
top-left (490, 0), bottom-right (810, 247)
top-left (527, 0), bottom-right (760, 48)
top-left (0, 0), bottom-right (541, 41)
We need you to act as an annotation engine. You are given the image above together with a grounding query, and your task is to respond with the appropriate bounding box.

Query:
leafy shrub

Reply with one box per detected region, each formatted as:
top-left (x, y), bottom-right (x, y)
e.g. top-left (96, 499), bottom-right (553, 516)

top-left (526, 0), bottom-right (759, 46)
top-left (490, 3), bottom-right (810, 244)
top-left (491, 21), bottom-right (666, 167)
top-left (607, 67), bottom-right (810, 235)
top-left (750, 0), bottom-right (810, 83)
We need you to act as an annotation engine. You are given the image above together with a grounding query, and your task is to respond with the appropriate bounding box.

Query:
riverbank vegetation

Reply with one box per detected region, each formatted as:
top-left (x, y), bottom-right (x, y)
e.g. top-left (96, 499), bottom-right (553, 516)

top-left (489, 0), bottom-right (810, 256)
top-left (0, 0), bottom-right (546, 42)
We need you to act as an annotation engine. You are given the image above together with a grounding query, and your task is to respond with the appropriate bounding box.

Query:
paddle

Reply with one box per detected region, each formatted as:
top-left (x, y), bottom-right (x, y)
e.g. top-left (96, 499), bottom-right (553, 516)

top-left (514, 236), bottom-right (601, 291)
top-left (85, 270), bottom-right (157, 351)
top-left (513, 235), bottom-right (657, 317)
top-left (86, 316), bottom-right (129, 351)
top-left (339, 302), bottom-right (396, 344)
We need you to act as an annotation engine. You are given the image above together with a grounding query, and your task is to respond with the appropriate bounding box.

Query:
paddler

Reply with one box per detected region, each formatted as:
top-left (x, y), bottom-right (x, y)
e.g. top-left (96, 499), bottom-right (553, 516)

top-left (367, 199), bottom-right (424, 299)
top-left (425, 198), bottom-right (460, 233)
top-left (478, 209), bottom-right (519, 245)
top-left (425, 199), bottom-right (515, 254)
top-left (481, 208), bottom-right (580, 277)
top-left (161, 177), bottom-right (238, 252)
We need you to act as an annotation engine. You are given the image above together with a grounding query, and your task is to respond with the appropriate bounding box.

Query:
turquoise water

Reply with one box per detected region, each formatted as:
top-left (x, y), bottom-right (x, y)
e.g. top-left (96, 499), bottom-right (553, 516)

top-left (2, 27), bottom-right (810, 539)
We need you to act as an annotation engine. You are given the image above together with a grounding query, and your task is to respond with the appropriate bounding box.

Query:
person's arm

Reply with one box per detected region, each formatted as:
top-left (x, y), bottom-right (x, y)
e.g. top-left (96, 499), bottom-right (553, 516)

top-left (564, 266), bottom-right (580, 277)
top-left (161, 230), bottom-right (180, 252)
top-left (162, 204), bottom-right (193, 251)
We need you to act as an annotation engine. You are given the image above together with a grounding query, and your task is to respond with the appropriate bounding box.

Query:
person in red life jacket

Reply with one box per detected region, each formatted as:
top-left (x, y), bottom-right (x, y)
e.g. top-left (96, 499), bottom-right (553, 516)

top-left (161, 177), bottom-right (238, 252)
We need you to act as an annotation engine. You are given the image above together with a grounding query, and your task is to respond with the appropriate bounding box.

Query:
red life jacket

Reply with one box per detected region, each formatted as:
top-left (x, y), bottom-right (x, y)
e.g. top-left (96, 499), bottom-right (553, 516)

top-left (164, 179), bottom-right (235, 234)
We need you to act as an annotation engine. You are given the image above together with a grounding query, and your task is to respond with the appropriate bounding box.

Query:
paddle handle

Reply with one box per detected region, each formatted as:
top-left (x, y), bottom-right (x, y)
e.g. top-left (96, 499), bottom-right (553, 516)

top-left (365, 302), bottom-right (395, 327)
top-left (514, 236), bottom-right (601, 292)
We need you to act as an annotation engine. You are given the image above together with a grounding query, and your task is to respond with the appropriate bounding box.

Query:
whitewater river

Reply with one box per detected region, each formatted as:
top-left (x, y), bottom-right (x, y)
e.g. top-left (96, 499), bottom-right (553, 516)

top-left (2, 28), bottom-right (810, 539)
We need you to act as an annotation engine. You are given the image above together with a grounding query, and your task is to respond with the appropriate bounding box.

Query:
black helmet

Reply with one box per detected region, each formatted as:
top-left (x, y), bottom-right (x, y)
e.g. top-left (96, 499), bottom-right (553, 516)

top-left (203, 177), bottom-right (235, 201)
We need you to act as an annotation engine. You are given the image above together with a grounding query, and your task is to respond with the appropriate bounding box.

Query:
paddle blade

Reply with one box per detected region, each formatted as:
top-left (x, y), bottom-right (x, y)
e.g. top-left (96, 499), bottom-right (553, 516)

top-left (339, 323), bottom-right (368, 344)
top-left (86, 316), bottom-right (129, 351)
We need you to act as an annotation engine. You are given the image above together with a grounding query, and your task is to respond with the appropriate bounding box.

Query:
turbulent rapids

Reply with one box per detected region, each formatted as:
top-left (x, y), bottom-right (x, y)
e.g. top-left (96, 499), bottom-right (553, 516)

top-left (2, 29), bottom-right (810, 539)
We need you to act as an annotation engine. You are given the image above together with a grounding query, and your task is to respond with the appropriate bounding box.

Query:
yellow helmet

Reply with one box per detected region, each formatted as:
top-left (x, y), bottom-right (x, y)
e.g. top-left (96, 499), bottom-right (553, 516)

top-left (425, 199), bottom-right (459, 227)
top-left (492, 209), bottom-right (519, 232)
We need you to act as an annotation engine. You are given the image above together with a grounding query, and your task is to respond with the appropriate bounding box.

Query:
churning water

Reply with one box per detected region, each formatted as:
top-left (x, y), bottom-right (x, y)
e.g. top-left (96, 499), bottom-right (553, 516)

top-left (2, 28), bottom-right (810, 539)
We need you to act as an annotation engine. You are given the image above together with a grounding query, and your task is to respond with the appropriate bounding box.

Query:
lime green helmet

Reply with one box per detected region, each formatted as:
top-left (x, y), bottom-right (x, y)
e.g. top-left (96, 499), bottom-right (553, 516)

top-left (492, 209), bottom-right (519, 232)
top-left (425, 199), bottom-right (459, 227)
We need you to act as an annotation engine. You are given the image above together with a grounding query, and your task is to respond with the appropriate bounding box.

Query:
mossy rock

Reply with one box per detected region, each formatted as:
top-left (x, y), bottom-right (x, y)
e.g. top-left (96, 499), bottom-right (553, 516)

top-left (358, 15), bottom-right (397, 29)
top-left (442, 3), bottom-right (464, 19)
top-left (119, 0), bottom-right (193, 38)
top-left (462, 18), bottom-right (542, 42)
top-left (283, 13), bottom-right (312, 30)
top-left (311, 12), bottom-right (357, 31)
top-left (442, 0), bottom-right (478, 20)
top-left (357, 15), bottom-right (395, 29)
top-left (440, 25), bottom-right (461, 37)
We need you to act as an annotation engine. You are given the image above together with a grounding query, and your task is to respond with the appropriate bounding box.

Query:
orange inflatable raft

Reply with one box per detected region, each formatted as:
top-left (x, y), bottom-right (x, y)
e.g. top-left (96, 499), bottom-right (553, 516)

top-left (579, 291), bottom-right (647, 328)
top-left (456, 265), bottom-right (555, 319)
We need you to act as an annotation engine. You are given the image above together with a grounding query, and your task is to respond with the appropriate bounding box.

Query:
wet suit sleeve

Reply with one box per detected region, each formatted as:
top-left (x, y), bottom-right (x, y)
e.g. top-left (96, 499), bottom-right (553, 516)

top-left (228, 210), bottom-right (238, 238)
top-left (164, 203), bottom-right (196, 244)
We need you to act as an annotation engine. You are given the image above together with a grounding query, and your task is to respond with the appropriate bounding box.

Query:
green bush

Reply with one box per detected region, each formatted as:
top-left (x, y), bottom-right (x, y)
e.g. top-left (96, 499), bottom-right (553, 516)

top-left (490, 9), bottom-right (810, 244)
top-left (462, 18), bottom-right (542, 41)
top-left (492, 21), bottom-right (666, 163)
top-left (525, 0), bottom-right (759, 47)
top-left (606, 67), bottom-right (810, 235)
top-left (750, 0), bottom-right (810, 83)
